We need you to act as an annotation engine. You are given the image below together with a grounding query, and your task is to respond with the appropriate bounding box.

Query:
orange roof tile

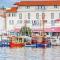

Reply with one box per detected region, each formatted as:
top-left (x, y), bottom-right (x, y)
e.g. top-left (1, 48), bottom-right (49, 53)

top-left (15, 1), bottom-right (60, 6)
top-left (6, 7), bottom-right (17, 12)
top-left (28, 0), bottom-right (59, 1)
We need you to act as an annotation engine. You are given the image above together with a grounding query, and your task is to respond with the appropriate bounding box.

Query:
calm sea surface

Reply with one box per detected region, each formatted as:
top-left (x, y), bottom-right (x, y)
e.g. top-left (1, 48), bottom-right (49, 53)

top-left (0, 46), bottom-right (60, 60)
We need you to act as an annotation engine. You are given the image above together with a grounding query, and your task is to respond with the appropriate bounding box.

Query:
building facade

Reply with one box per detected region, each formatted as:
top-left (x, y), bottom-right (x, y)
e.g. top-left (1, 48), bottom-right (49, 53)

top-left (5, 1), bottom-right (60, 37)
top-left (0, 8), bottom-right (6, 35)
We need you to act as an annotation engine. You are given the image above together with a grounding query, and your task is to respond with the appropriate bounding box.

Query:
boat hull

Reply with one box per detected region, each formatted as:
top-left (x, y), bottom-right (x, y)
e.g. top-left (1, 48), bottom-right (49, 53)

top-left (10, 42), bottom-right (25, 48)
top-left (25, 43), bottom-right (51, 48)
top-left (0, 40), bottom-right (10, 47)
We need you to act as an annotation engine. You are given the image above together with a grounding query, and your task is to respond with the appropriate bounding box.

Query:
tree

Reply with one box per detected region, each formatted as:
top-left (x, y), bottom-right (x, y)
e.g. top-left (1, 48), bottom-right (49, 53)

top-left (20, 26), bottom-right (32, 36)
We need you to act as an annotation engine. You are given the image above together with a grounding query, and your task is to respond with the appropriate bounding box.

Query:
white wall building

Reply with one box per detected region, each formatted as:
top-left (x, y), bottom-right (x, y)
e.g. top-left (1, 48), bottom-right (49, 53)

top-left (5, 1), bottom-right (60, 36)
top-left (0, 9), bottom-right (6, 35)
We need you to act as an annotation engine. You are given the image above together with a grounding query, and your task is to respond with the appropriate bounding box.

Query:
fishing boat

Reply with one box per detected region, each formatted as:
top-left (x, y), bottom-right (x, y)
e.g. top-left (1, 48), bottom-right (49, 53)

top-left (9, 36), bottom-right (25, 48)
top-left (51, 36), bottom-right (60, 46)
top-left (30, 35), bottom-right (51, 48)
top-left (1, 34), bottom-right (10, 47)
top-left (25, 12), bottom-right (51, 48)
top-left (34, 13), bottom-right (51, 48)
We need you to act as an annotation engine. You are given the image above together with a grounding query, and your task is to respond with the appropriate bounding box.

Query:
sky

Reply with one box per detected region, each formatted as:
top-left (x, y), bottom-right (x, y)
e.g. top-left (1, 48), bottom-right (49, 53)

top-left (0, 0), bottom-right (58, 8)
top-left (0, 0), bottom-right (20, 8)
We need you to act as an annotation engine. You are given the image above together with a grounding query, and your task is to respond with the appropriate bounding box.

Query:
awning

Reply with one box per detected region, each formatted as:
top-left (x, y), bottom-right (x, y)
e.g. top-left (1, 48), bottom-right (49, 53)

top-left (32, 27), bottom-right (60, 32)
top-left (14, 28), bottom-right (20, 32)
top-left (51, 27), bottom-right (60, 32)
top-left (32, 28), bottom-right (51, 32)
top-left (9, 27), bottom-right (60, 33)
top-left (55, 19), bottom-right (60, 23)
top-left (32, 29), bottom-right (42, 32)
top-left (44, 28), bottom-right (52, 32)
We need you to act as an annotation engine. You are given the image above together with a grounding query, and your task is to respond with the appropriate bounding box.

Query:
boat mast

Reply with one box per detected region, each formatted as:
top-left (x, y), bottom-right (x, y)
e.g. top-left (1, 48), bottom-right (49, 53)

top-left (42, 13), bottom-right (45, 37)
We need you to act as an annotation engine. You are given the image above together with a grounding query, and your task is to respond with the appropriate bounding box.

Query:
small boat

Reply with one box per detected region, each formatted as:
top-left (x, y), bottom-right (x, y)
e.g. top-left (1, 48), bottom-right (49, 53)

top-left (51, 37), bottom-right (60, 46)
top-left (25, 44), bottom-right (36, 47)
top-left (9, 36), bottom-right (25, 48)
top-left (28, 35), bottom-right (51, 48)
top-left (36, 43), bottom-right (51, 48)
top-left (1, 40), bottom-right (10, 47)
top-left (25, 41), bottom-right (51, 48)
top-left (1, 34), bottom-right (10, 47)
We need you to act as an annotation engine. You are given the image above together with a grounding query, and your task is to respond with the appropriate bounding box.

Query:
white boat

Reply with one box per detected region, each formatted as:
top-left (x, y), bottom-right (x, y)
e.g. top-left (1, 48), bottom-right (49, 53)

top-left (51, 36), bottom-right (60, 46)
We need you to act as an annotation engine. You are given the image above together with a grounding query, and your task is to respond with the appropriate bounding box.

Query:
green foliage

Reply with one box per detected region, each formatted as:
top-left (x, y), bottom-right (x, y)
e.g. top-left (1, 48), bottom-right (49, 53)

top-left (20, 26), bottom-right (32, 36)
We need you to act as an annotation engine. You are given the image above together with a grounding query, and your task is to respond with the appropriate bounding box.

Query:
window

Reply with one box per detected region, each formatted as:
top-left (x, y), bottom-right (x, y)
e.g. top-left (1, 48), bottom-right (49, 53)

top-left (16, 32), bottom-right (20, 36)
top-left (19, 13), bottom-right (22, 19)
top-left (17, 20), bottom-right (22, 24)
top-left (9, 20), bottom-right (14, 25)
top-left (26, 6), bottom-right (30, 9)
top-left (51, 20), bottom-right (55, 26)
top-left (8, 13), bottom-right (12, 17)
top-left (44, 20), bottom-right (47, 23)
top-left (28, 13), bottom-right (30, 19)
top-left (27, 20), bottom-right (30, 23)
top-left (36, 13), bottom-right (39, 19)
top-left (52, 32), bottom-right (58, 36)
top-left (9, 13), bottom-right (10, 16)
top-left (24, 20), bottom-right (30, 24)
top-left (42, 13), bottom-right (45, 19)
top-left (59, 13), bottom-right (60, 18)
top-left (32, 20), bottom-right (39, 26)
top-left (51, 13), bottom-right (54, 19)
top-left (10, 32), bottom-right (14, 35)
top-left (54, 5), bottom-right (58, 8)
top-left (19, 38), bottom-right (22, 42)
top-left (38, 6), bottom-right (45, 10)
top-left (12, 13), bottom-right (16, 17)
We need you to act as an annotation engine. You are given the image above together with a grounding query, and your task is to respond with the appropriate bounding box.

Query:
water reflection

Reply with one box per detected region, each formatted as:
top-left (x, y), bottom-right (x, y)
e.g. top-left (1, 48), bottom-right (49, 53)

top-left (0, 46), bottom-right (60, 60)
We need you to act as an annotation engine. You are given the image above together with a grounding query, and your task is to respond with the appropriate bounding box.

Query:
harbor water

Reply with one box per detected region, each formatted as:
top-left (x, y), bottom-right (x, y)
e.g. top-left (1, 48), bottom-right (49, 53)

top-left (0, 46), bottom-right (60, 60)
